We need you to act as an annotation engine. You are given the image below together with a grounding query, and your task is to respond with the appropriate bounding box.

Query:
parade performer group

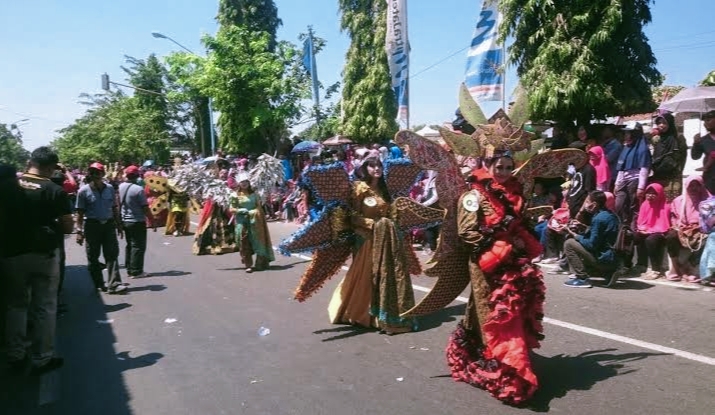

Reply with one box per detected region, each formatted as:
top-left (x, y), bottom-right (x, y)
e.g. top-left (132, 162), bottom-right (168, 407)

top-left (277, 83), bottom-right (589, 405)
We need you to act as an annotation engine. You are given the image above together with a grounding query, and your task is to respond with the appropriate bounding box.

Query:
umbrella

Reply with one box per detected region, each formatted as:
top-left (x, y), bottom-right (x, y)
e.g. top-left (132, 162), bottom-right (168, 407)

top-left (291, 140), bottom-right (322, 153)
top-left (322, 135), bottom-right (353, 146)
top-left (142, 160), bottom-right (154, 167)
top-left (658, 86), bottom-right (715, 113)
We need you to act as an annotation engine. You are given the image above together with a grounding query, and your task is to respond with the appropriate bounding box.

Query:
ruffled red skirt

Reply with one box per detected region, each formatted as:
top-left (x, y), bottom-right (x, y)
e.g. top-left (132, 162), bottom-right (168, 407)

top-left (446, 263), bottom-right (545, 405)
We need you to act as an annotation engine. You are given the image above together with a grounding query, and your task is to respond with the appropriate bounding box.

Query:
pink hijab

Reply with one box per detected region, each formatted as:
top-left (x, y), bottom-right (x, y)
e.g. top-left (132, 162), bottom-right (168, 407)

top-left (588, 146), bottom-right (611, 188)
top-left (671, 176), bottom-right (709, 226)
top-left (637, 183), bottom-right (671, 233)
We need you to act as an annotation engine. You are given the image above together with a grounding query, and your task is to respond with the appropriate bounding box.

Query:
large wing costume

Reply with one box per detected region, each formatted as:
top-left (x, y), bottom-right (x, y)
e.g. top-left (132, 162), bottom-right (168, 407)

top-left (279, 159), bottom-right (444, 302)
top-left (397, 83), bottom-right (589, 318)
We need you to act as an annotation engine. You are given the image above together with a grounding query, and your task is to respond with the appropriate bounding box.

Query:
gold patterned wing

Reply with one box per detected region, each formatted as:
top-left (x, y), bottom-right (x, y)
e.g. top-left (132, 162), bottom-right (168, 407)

top-left (303, 163), bottom-right (352, 205)
top-left (393, 197), bottom-right (445, 232)
top-left (401, 252), bottom-right (471, 317)
top-left (149, 194), bottom-right (168, 217)
top-left (383, 159), bottom-right (423, 199)
top-left (146, 175), bottom-right (169, 193)
top-left (294, 241), bottom-right (353, 302)
top-left (514, 148), bottom-right (589, 197)
top-left (278, 208), bottom-right (351, 255)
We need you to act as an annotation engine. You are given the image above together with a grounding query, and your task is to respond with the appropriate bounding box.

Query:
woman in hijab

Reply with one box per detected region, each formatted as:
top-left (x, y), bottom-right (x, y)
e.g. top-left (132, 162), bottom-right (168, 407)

top-left (634, 183), bottom-right (671, 280)
top-left (588, 146), bottom-right (611, 192)
top-left (665, 176), bottom-right (709, 282)
top-left (614, 124), bottom-right (651, 227)
top-left (651, 112), bottom-right (686, 202)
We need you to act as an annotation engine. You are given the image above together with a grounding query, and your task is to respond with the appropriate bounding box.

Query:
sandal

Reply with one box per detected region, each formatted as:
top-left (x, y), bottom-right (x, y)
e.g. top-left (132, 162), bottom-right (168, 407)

top-left (683, 275), bottom-right (701, 283)
top-left (245, 267), bottom-right (254, 273)
top-left (665, 271), bottom-right (682, 282)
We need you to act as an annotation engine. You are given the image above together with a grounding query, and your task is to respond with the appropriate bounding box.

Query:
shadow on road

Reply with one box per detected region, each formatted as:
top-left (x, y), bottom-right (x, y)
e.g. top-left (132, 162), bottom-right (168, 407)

top-left (0, 264), bottom-right (164, 415)
top-left (126, 284), bottom-right (167, 293)
top-left (313, 325), bottom-right (376, 342)
top-left (147, 270), bottom-right (193, 278)
top-left (105, 303), bottom-right (132, 313)
top-left (527, 348), bottom-right (667, 412)
top-left (605, 279), bottom-right (656, 290)
top-left (216, 259), bottom-right (311, 272)
top-left (417, 303), bottom-right (465, 331)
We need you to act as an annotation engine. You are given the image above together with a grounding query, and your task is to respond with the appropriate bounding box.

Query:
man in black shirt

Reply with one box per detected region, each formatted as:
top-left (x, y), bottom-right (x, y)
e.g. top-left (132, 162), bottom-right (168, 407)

top-left (692, 110), bottom-right (715, 194)
top-left (2, 147), bottom-right (73, 375)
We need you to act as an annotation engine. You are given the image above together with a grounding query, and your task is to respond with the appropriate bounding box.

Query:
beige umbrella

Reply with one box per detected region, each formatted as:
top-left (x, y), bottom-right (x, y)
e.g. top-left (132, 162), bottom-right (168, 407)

top-left (322, 135), bottom-right (354, 146)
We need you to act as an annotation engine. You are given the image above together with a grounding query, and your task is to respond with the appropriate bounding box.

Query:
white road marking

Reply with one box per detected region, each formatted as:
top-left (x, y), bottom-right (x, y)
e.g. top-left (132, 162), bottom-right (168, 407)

top-left (186, 221), bottom-right (715, 366)
top-left (278, 247), bottom-right (715, 367)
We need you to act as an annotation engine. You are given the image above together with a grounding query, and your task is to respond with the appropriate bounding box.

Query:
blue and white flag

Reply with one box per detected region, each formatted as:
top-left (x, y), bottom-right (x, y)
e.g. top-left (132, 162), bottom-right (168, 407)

top-left (465, 0), bottom-right (503, 102)
top-left (385, 0), bottom-right (409, 128)
top-left (303, 34), bottom-right (320, 107)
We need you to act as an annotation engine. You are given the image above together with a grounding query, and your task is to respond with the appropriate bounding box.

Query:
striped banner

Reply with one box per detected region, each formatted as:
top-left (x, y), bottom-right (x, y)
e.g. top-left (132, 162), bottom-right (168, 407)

top-left (465, 0), bottom-right (503, 102)
top-left (386, 0), bottom-right (410, 128)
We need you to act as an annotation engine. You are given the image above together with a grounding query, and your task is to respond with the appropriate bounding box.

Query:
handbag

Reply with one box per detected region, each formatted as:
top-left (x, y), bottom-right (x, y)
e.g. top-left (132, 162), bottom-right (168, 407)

top-left (677, 224), bottom-right (706, 252)
top-left (614, 224), bottom-right (634, 255)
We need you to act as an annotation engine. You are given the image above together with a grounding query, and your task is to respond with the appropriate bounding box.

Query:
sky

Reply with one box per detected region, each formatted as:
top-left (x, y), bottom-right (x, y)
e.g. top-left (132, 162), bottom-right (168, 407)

top-left (1, 0), bottom-right (714, 152)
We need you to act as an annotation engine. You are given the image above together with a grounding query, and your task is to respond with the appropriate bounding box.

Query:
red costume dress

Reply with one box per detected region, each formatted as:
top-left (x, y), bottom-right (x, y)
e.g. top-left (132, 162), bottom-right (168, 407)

top-left (446, 170), bottom-right (545, 405)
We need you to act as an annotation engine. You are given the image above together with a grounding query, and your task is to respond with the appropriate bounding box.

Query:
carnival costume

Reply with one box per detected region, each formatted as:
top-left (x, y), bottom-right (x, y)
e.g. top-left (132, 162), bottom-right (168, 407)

top-left (393, 83), bottom-right (588, 405)
top-left (229, 156), bottom-right (283, 271)
top-left (279, 160), bottom-right (444, 333)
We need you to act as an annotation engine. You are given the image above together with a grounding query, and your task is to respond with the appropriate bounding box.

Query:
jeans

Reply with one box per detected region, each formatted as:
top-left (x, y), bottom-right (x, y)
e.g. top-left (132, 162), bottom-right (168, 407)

top-left (3, 250), bottom-right (60, 365)
top-left (563, 238), bottom-right (615, 279)
top-left (700, 233), bottom-right (715, 280)
top-left (123, 221), bottom-right (147, 276)
top-left (85, 220), bottom-right (123, 289)
top-left (534, 221), bottom-right (548, 246)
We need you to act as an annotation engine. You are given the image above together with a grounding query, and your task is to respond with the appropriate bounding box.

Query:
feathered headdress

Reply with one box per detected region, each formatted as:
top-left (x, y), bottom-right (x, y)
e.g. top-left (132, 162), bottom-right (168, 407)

top-left (169, 163), bottom-right (232, 208)
top-left (248, 154), bottom-right (285, 200)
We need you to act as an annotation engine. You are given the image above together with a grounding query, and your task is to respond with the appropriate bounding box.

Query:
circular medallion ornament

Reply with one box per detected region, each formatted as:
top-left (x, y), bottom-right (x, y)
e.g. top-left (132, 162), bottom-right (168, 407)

top-left (364, 196), bottom-right (377, 207)
top-left (462, 190), bottom-right (480, 212)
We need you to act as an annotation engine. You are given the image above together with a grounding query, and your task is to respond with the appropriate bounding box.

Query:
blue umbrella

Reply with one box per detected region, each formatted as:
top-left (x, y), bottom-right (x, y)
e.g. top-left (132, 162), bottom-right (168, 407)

top-left (143, 160), bottom-right (154, 167)
top-left (291, 140), bottom-right (321, 153)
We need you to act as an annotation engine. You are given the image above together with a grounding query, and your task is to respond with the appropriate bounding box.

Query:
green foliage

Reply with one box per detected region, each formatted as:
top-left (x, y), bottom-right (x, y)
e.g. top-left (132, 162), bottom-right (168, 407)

top-left (164, 53), bottom-right (213, 155)
top-left (701, 70), bottom-right (715, 87)
top-left (0, 124), bottom-right (30, 170)
top-left (652, 84), bottom-right (686, 104)
top-left (53, 92), bottom-right (171, 167)
top-left (338, 0), bottom-right (398, 143)
top-left (500, 0), bottom-right (661, 126)
top-left (298, 103), bottom-right (341, 140)
top-left (217, 0), bottom-right (282, 52)
top-left (190, 26), bottom-right (307, 154)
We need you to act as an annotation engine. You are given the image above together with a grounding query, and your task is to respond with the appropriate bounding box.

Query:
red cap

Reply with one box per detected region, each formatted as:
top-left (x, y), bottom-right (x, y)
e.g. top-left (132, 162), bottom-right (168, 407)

top-left (89, 162), bottom-right (105, 172)
top-left (124, 165), bottom-right (140, 176)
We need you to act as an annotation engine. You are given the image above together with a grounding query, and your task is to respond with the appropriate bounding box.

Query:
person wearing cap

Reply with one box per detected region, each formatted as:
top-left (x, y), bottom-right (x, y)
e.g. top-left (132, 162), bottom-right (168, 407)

top-left (75, 162), bottom-right (127, 294)
top-left (691, 110), bottom-right (715, 194)
top-left (2, 147), bottom-right (74, 375)
top-left (119, 165), bottom-right (154, 279)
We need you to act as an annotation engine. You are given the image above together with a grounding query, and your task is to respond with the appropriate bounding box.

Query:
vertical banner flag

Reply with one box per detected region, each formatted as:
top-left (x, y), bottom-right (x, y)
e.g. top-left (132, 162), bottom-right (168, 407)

top-left (303, 33), bottom-right (320, 107)
top-left (385, 0), bottom-right (409, 128)
top-left (465, 0), bottom-right (503, 102)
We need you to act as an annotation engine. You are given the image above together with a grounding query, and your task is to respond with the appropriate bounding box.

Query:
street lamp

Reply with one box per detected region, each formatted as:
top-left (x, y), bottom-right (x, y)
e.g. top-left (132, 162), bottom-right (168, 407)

top-left (9, 118), bottom-right (29, 130)
top-left (152, 31), bottom-right (217, 156)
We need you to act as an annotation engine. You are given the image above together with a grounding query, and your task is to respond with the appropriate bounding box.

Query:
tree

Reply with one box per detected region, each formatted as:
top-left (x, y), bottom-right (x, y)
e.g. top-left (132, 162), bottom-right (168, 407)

top-left (298, 102), bottom-right (341, 140)
top-left (508, 83), bottom-right (530, 126)
top-left (701, 70), bottom-right (715, 87)
top-left (53, 92), bottom-right (171, 167)
top-left (0, 123), bottom-right (30, 169)
top-left (217, 0), bottom-right (282, 52)
top-left (500, 0), bottom-right (661, 126)
top-left (338, 0), bottom-right (398, 143)
top-left (652, 84), bottom-right (686, 105)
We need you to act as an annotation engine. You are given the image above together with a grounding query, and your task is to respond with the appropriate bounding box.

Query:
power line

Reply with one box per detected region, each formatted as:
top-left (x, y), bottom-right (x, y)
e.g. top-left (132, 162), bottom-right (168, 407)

top-left (409, 46), bottom-right (471, 80)
top-left (0, 107), bottom-right (67, 124)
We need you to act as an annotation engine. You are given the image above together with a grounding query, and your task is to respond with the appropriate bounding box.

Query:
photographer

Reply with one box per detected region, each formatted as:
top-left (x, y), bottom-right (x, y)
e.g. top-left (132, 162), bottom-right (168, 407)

top-left (562, 191), bottom-right (620, 288)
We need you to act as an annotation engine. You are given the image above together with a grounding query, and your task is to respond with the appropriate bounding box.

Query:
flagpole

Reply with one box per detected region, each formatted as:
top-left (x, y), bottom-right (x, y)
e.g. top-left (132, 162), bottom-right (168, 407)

top-left (501, 43), bottom-right (506, 111)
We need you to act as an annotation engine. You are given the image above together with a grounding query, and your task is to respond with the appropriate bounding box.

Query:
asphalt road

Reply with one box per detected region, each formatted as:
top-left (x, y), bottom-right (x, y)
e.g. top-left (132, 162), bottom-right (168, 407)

top-left (2, 220), bottom-right (714, 415)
